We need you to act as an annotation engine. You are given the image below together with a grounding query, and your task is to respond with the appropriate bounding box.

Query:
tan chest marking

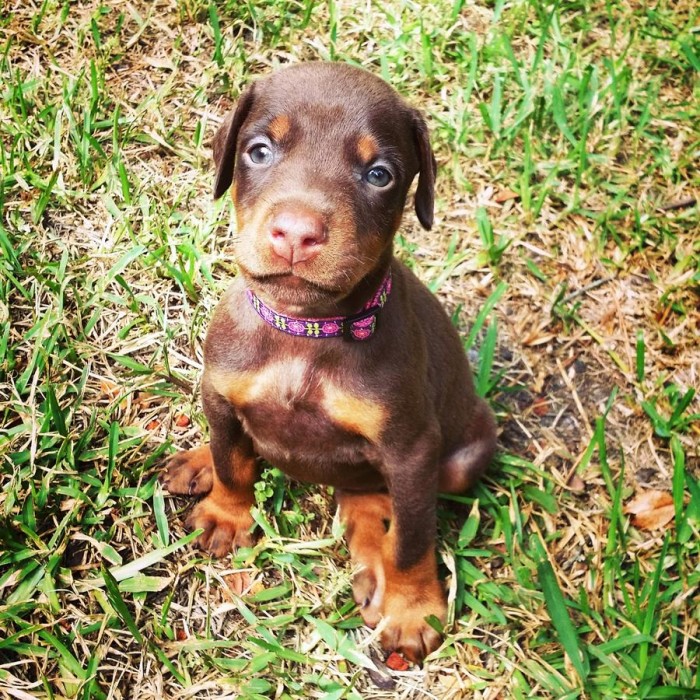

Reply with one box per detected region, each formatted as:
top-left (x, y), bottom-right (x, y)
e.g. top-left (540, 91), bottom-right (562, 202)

top-left (211, 358), bottom-right (311, 408)
top-left (210, 362), bottom-right (386, 443)
top-left (321, 383), bottom-right (386, 443)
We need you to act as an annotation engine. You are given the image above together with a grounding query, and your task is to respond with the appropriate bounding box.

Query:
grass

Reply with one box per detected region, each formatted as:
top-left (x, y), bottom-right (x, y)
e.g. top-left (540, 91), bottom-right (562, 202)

top-left (1, 0), bottom-right (698, 698)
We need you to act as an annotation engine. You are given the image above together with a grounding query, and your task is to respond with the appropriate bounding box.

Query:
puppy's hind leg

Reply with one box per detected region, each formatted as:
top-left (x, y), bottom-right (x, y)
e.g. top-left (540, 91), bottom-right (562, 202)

top-left (439, 397), bottom-right (497, 494)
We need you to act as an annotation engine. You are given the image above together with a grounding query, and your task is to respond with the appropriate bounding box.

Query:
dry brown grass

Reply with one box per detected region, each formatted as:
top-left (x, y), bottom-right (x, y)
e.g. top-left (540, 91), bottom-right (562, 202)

top-left (1, 0), bottom-right (698, 698)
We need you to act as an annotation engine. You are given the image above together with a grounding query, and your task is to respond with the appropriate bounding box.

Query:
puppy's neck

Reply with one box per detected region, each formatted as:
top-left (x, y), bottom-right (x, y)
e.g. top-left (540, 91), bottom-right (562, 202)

top-left (246, 263), bottom-right (394, 341)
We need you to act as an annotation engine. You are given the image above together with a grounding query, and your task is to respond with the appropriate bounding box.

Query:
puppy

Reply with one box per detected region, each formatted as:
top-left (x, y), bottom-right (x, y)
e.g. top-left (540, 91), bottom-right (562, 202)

top-left (163, 62), bottom-right (497, 663)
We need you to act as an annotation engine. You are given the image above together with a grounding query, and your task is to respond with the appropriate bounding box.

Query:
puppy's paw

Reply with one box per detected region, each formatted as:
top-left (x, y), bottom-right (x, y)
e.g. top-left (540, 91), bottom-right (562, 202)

top-left (186, 496), bottom-right (255, 557)
top-left (379, 585), bottom-right (446, 664)
top-left (161, 445), bottom-right (214, 496)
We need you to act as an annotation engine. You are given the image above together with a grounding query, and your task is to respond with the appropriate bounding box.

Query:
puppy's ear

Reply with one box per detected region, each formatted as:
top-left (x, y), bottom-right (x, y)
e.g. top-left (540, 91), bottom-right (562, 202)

top-left (412, 111), bottom-right (436, 230)
top-left (212, 83), bottom-right (256, 200)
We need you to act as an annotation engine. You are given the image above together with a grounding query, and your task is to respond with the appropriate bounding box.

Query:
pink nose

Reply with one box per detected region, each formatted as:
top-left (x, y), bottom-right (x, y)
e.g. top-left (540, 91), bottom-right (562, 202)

top-left (269, 206), bottom-right (327, 264)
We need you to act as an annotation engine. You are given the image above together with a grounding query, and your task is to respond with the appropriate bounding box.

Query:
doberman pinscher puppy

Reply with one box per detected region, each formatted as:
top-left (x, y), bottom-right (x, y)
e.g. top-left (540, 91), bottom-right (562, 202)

top-left (162, 62), bottom-right (497, 663)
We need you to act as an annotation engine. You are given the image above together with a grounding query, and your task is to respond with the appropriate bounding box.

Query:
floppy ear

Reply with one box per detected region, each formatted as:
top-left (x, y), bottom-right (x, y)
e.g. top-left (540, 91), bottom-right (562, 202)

top-left (212, 83), bottom-right (256, 200)
top-left (412, 111), bottom-right (437, 230)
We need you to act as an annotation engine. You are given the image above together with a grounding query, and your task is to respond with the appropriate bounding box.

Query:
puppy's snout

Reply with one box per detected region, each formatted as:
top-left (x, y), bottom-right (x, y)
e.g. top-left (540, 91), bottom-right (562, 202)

top-left (268, 205), bottom-right (327, 264)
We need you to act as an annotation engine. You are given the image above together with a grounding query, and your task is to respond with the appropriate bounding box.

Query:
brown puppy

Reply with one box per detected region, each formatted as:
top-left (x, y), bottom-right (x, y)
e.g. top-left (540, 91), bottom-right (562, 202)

top-left (162, 62), bottom-right (496, 663)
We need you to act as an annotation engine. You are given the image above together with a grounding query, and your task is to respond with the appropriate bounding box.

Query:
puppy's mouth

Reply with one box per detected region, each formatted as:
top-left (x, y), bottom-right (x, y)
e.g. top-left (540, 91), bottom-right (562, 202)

top-left (249, 271), bottom-right (339, 294)
top-left (242, 267), bottom-right (347, 313)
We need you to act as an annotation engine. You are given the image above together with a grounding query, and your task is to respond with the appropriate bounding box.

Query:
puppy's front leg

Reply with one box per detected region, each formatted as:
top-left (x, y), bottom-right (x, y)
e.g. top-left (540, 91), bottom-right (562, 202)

top-left (380, 431), bottom-right (446, 663)
top-left (163, 381), bottom-right (259, 556)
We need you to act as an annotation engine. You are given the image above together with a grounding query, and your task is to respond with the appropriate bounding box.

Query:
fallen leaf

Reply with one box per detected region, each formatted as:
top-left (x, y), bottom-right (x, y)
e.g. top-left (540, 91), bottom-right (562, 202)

top-left (631, 505), bottom-right (675, 530)
top-left (135, 391), bottom-right (156, 408)
top-left (146, 419), bottom-right (160, 431)
top-left (224, 572), bottom-right (252, 597)
top-left (624, 490), bottom-right (673, 514)
top-left (175, 414), bottom-right (191, 427)
top-left (144, 56), bottom-right (176, 71)
top-left (567, 473), bottom-right (586, 493)
top-left (493, 188), bottom-right (519, 203)
top-left (248, 580), bottom-right (266, 597)
top-left (100, 379), bottom-right (120, 399)
top-left (61, 498), bottom-right (79, 512)
top-left (531, 396), bottom-right (549, 416)
top-left (385, 651), bottom-right (410, 671)
top-left (522, 332), bottom-right (558, 347)
top-left (624, 490), bottom-right (675, 530)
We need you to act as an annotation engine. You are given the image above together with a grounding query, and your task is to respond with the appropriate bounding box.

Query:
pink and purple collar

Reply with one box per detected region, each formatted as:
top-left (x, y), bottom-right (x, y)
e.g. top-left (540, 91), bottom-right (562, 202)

top-left (247, 272), bottom-right (392, 341)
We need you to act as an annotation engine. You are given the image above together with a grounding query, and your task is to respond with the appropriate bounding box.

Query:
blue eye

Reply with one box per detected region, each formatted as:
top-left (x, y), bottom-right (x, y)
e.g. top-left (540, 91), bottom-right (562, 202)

top-left (248, 143), bottom-right (273, 165)
top-left (366, 166), bottom-right (392, 188)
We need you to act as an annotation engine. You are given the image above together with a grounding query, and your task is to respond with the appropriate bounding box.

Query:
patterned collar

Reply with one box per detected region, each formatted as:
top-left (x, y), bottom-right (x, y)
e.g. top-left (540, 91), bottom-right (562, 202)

top-left (247, 272), bottom-right (392, 341)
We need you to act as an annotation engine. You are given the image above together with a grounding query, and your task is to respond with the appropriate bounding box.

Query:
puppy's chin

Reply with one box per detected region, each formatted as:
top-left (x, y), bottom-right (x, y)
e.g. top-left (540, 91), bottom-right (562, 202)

top-left (243, 270), bottom-right (346, 316)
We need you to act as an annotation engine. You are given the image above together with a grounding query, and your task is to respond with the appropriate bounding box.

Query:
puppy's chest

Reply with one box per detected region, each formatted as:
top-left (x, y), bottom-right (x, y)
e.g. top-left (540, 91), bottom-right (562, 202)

top-left (211, 359), bottom-right (385, 454)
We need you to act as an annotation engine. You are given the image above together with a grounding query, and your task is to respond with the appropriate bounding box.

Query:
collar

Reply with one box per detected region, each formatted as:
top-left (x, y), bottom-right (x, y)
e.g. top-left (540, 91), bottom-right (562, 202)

top-left (247, 272), bottom-right (392, 341)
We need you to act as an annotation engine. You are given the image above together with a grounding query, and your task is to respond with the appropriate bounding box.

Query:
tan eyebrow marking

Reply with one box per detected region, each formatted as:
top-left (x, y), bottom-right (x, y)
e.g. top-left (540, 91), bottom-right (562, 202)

top-left (356, 134), bottom-right (379, 163)
top-left (268, 114), bottom-right (291, 141)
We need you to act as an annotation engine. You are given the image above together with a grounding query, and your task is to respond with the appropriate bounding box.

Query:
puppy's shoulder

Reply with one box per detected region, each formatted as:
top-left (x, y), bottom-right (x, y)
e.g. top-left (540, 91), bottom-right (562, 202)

top-left (391, 261), bottom-right (449, 323)
top-left (204, 277), bottom-right (259, 368)
top-left (390, 260), bottom-right (465, 363)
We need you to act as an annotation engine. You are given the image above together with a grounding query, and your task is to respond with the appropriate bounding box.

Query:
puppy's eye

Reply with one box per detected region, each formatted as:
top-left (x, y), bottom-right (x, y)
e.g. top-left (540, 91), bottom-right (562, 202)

top-left (248, 143), bottom-right (273, 165)
top-left (365, 166), bottom-right (392, 188)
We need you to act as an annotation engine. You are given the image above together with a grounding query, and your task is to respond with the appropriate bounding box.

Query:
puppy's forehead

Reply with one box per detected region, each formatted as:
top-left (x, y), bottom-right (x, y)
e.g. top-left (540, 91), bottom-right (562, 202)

top-left (258, 63), bottom-right (405, 110)
top-left (246, 64), bottom-right (416, 154)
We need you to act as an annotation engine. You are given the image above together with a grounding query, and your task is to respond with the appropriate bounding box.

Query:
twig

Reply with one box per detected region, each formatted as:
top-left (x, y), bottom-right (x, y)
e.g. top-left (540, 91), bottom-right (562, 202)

top-left (659, 197), bottom-right (697, 211)
top-left (555, 358), bottom-right (593, 439)
top-left (561, 276), bottom-right (615, 303)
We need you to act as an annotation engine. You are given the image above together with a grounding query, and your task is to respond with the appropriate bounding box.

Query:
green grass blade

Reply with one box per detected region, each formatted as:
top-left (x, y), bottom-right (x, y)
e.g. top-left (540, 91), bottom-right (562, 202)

top-left (537, 559), bottom-right (589, 685)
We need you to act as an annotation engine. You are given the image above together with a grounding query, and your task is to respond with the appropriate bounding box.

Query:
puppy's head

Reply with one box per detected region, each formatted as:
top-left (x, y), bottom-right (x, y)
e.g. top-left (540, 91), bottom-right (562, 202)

top-left (212, 62), bottom-right (436, 314)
